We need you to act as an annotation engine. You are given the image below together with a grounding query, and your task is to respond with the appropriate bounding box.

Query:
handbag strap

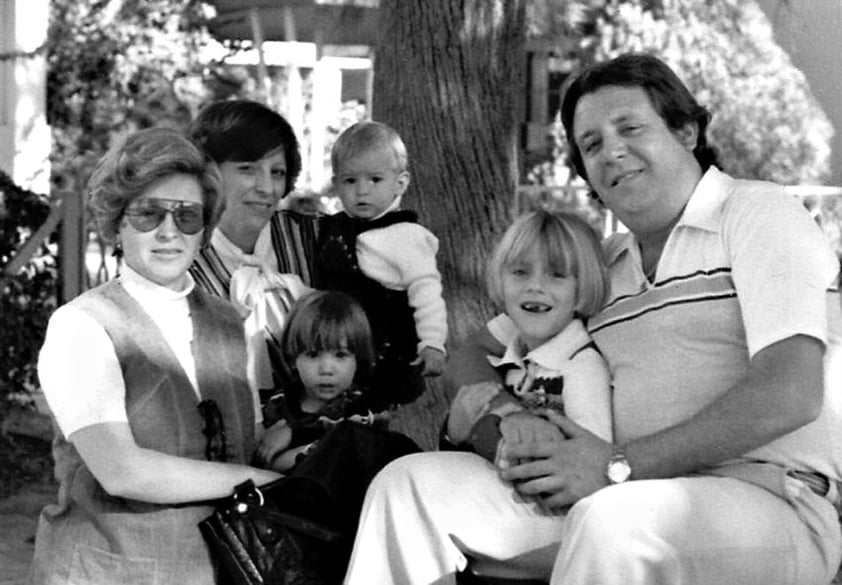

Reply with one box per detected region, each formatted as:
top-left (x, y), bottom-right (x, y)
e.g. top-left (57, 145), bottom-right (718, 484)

top-left (232, 479), bottom-right (345, 544)
top-left (240, 505), bottom-right (345, 543)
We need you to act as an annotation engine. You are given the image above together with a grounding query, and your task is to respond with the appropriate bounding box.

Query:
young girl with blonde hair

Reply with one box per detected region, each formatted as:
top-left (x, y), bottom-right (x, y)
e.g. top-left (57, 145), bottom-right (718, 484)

top-left (446, 209), bottom-right (613, 467)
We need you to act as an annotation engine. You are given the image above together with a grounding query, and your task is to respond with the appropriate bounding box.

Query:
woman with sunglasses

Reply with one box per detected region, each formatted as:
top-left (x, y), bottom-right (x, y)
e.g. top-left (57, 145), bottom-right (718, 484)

top-left (29, 127), bottom-right (281, 585)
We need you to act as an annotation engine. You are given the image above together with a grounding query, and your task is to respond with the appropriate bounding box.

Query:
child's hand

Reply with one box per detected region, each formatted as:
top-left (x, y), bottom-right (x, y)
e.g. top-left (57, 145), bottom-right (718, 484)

top-left (255, 419), bottom-right (293, 468)
top-left (497, 412), bottom-right (565, 469)
top-left (413, 346), bottom-right (446, 377)
top-left (447, 381), bottom-right (502, 444)
top-left (499, 411), bottom-right (565, 445)
top-left (270, 444), bottom-right (311, 472)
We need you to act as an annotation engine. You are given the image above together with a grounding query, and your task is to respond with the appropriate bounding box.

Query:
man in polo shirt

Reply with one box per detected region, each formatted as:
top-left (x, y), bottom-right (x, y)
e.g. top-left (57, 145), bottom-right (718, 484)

top-left (343, 53), bottom-right (842, 585)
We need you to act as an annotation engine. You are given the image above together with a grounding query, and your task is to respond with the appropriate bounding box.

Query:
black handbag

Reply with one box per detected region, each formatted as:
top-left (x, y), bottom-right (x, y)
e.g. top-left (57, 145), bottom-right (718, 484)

top-left (199, 478), bottom-right (348, 585)
top-left (200, 422), bottom-right (421, 585)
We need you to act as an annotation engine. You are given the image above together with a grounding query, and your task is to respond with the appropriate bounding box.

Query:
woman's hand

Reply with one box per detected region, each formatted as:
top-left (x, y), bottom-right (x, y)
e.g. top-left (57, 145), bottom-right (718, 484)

top-left (447, 381), bottom-right (501, 444)
top-left (499, 411), bottom-right (613, 510)
top-left (255, 419), bottom-right (293, 467)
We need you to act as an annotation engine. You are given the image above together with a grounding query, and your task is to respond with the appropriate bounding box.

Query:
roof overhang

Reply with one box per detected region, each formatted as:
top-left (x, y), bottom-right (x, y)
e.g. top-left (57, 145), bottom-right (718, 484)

top-left (205, 0), bottom-right (380, 45)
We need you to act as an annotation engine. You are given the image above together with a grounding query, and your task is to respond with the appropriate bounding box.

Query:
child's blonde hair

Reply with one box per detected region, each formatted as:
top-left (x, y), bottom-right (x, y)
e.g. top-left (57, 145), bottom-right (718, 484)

top-left (486, 210), bottom-right (610, 318)
top-left (331, 121), bottom-right (409, 173)
top-left (281, 290), bottom-right (377, 393)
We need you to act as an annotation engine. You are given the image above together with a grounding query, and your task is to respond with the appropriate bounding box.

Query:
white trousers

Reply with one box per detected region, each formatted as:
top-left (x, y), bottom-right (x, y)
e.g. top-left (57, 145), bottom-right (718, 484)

top-left (344, 452), bottom-right (841, 585)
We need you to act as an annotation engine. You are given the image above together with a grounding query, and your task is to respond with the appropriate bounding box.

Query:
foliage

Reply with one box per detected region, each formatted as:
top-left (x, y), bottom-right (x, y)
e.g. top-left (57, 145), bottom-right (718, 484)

top-left (47, 0), bottom-right (231, 200)
top-left (0, 0), bottom-right (227, 407)
top-left (533, 0), bottom-right (833, 186)
top-left (0, 432), bottom-right (54, 498)
top-left (46, 0), bottom-right (349, 197)
top-left (803, 195), bottom-right (842, 259)
top-left (0, 172), bottom-right (58, 409)
top-left (522, 111), bottom-right (604, 229)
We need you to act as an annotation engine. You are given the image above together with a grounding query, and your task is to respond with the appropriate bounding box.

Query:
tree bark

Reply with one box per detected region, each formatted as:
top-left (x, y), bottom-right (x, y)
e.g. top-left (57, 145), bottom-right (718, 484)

top-left (373, 0), bottom-right (528, 448)
top-left (373, 0), bottom-right (527, 341)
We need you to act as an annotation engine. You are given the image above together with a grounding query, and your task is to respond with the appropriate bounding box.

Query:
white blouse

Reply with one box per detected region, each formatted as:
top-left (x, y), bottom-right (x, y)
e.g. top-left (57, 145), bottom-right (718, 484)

top-left (38, 266), bottom-right (199, 438)
top-left (208, 223), bottom-right (279, 276)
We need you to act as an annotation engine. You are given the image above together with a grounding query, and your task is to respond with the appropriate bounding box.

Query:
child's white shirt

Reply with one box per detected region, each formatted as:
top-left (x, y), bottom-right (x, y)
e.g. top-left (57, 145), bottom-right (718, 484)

top-left (487, 318), bottom-right (613, 442)
top-left (356, 222), bottom-right (447, 353)
top-left (38, 266), bottom-right (202, 437)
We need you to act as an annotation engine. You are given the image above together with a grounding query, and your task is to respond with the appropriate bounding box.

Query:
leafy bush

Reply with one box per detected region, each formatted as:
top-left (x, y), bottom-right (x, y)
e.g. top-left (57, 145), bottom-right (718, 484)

top-left (47, 0), bottom-right (217, 208)
top-left (0, 172), bottom-right (58, 410)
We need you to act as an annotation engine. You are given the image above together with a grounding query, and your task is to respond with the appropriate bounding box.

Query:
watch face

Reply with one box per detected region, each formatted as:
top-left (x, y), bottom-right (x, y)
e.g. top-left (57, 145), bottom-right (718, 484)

top-left (608, 457), bottom-right (631, 484)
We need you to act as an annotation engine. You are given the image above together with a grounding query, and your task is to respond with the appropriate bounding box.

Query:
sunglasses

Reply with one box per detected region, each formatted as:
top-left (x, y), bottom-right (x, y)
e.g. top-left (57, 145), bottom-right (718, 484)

top-left (124, 198), bottom-right (205, 235)
top-left (197, 399), bottom-right (228, 462)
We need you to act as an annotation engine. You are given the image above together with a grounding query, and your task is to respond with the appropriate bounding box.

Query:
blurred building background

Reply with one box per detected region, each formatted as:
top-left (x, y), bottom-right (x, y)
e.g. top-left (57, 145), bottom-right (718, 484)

top-left (2, 0), bottom-right (841, 194)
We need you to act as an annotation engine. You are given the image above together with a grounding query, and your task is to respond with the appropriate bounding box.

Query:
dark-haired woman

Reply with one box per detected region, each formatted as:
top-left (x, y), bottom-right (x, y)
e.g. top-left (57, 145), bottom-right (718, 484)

top-left (188, 99), bottom-right (320, 397)
top-left (188, 99), bottom-right (318, 296)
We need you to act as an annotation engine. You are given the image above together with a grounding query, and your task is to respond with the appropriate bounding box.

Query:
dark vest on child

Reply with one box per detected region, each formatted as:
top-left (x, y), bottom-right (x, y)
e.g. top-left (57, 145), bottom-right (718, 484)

top-left (317, 211), bottom-right (423, 407)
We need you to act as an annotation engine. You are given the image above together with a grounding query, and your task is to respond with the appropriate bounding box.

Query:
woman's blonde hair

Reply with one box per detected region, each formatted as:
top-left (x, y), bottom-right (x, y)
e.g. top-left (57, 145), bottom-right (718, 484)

top-left (280, 290), bottom-right (376, 396)
top-left (486, 210), bottom-right (610, 318)
top-left (87, 127), bottom-right (222, 247)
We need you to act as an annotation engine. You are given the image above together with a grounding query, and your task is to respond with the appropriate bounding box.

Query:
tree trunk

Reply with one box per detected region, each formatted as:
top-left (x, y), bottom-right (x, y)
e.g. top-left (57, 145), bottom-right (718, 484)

top-left (373, 0), bottom-right (528, 448)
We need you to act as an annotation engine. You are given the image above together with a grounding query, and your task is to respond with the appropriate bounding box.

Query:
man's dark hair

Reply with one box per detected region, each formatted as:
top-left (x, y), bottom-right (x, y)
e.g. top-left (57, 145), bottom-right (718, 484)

top-left (560, 53), bottom-right (719, 181)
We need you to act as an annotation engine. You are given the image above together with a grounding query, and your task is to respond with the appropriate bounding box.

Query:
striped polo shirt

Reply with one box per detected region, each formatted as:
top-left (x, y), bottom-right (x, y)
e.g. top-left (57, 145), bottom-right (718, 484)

top-left (589, 167), bottom-right (842, 478)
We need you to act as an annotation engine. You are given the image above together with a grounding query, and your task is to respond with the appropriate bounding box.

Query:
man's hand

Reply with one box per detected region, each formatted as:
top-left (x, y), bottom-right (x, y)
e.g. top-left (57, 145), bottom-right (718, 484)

top-left (499, 411), bottom-right (613, 510)
top-left (413, 346), bottom-right (446, 377)
top-left (447, 381), bottom-right (502, 444)
top-left (496, 412), bottom-right (566, 469)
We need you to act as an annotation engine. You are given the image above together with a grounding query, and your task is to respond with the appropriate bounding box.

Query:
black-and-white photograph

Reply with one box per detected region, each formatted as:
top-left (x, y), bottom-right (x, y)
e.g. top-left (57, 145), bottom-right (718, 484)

top-left (1, 1), bottom-right (841, 584)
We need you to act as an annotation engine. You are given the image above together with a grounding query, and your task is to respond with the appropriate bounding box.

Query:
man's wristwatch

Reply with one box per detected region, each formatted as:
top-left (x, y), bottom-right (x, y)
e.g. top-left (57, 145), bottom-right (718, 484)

top-left (606, 446), bottom-right (632, 485)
